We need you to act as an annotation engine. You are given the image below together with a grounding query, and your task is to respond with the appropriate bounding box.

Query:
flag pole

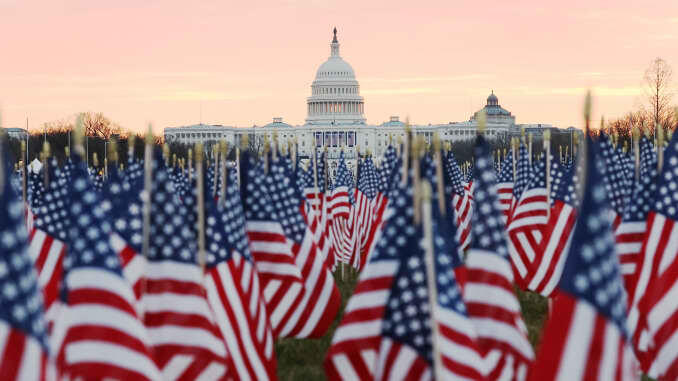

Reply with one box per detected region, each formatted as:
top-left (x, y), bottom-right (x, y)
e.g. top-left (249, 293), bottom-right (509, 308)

top-left (195, 143), bottom-right (206, 271)
top-left (312, 145), bottom-right (319, 202)
top-left (512, 137), bottom-right (517, 182)
top-left (657, 124), bottom-right (664, 173)
top-left (412, 136), bottom-right (422, 225)
top-left (213, 144), bottom-right (220, 199)
top-left (142, 125), bottom-right (153, 265)
top-left (140, 127), bottom-right (153, 310)
top-left (433, 134), bottom-right (446, 216)
top-left (421, 180), bottom-right (443, 381)
top-left (632, 127), bottom-right (640, 182)
top-left (188, 148), bottom-right (193, 181)
top-left (544, 129), bottom-right (551, 217)
top-left (219, 141), bottom-right (228, 204)
top-left (42, 142), bottom-right (50, 189)
top-left (402, 119), bottom-right (410, 186)
top-left (20, 141), bottom-right (26, 203)
top-left (528, 132), bottom-right (533, 165)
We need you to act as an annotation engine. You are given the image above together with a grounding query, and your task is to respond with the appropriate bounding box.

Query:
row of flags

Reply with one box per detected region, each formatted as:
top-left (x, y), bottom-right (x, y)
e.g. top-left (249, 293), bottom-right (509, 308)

top-left (1, 118), bottom-right (677, 380)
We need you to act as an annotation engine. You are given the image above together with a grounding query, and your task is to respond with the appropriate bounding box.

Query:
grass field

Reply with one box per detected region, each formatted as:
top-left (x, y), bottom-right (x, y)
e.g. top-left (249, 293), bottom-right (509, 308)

top-left (275, 268), bottom-right (551, 380)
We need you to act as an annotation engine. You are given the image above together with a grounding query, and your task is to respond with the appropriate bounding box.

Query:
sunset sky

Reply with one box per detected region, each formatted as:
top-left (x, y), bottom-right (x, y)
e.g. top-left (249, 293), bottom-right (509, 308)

top-left (1, 0), bottom-right (677, 134)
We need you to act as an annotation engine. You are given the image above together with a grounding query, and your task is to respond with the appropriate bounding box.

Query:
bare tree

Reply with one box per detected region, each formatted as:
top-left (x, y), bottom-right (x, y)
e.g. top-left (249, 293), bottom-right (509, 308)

top-left (81, 112), bottom-right (123, 139)
top-left (644, 58), bottom-right (674, 133)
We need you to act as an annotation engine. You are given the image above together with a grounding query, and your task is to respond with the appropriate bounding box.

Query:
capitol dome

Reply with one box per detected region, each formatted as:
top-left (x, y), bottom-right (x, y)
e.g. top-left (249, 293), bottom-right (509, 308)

top-left (306, 28), bottom-right (366, 126)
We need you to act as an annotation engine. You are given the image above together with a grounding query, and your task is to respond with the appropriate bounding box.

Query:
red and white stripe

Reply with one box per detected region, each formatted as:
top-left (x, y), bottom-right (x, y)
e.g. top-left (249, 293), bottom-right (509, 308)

top-left (142, 260), bottom-right (229, 380)
top-left (507, 187), bottom-right (549, 284)
top-left (52, 268), bottom-right (161, 380)
top-left (524, 201), bottom-right (577, 297)
top-left (374, 338), bottom-right (431, 381)
top-left (324, 260), bottom-right (398, 380)
top-left (614, 221), bottom-right (645, 303)
top-left (628, 212), bottom-right (678, 378)
top-left (204, 251), bottom-right (277, 381)
top-left (453, 182), bottom-right (474, 252)
top-left (111, 233), bottom-right (146, 302)
top-left (528, 294), bottom-right (635, 381)
top-left (329, 185), bottom-right (355, 266)
top-left (303, 198), bottom-right (335, 271)
top-left (464, 248), bottom-right (534, 380)
top-left (276, 226), bottom-right (341, 338)
top-left (246, 220), bottom-right (305, 337)
top-left (436, 304), bottom-right (488, 380)
top-left (361, 193), bottom-right (389, 268)
top-left (27, 228), bottom-right (65, 329)
top-left (0, 322), bottom-right (49, 381)
top-left (497, 181), bottom-right (514, 225)
top-left (349, 189), bottom-right (373, 269)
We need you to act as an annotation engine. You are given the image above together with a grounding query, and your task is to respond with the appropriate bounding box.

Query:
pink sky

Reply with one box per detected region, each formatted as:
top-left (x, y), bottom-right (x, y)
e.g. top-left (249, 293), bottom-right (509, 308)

top-left (1, 0), bottom-right (677, 134)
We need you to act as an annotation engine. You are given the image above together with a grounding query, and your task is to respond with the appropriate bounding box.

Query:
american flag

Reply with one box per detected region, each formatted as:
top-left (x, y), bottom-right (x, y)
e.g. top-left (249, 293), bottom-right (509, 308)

top-left (0, 175), bottom-right (50, 380)
top-left (303, 150), bottom-right (338, 271)
top-left (329, 152), bottom-right (356, 267)
top-left (140, 158), bottom-right (230, 379)
top-left (465, 135), bottom-right (534, 380)
top-left (27, 158), bottom-right (68, 330)
top-left (430, 204), bottom-right (487, 380)
top-left (106, 166), bottom-right (146, 302)
top-left (204, 167), bottom-right (278, 380)
top-left (507, 157), bottom-right (550, 286)
top-left (509, 143), bottom-right (532, 221)
top-left (465, 161), bottom-right (474, 184)
top-left (496, 152), bottom-right (514, 225)
top-left (615, 136), bottom-right (656, 303)
top-left (599, 136), bottom-right (629, 230)
top-left (352, 156), bottom-right (380, 269)
top-left (627, 131), bottom-right (678, 378)
top-left (435, 151), bottom-right (469, 289)
top-left (304, 150), bottom-right (326, 211)
top-left (446, 151), bottom-right (474, 252)
top-left (240, 152), bottom-right (305, 338)
top-left (529, 137), bottom-right (635, 381)
top-left (371, 186), bottom-right (467, 380)
top-left (266, 158), bottom-right (341, 338)
top-left (378, 145), bottom-right (399, 197)
top-left (324, 183), bottom-right (411, 380)
top-left (53, 155), bottom-right (160, 380)
top-left (525, 161), bottom-right (579, 297)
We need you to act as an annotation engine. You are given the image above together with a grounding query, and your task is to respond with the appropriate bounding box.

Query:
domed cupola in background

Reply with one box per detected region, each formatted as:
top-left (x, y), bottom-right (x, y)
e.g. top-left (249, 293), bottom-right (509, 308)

top-left (305, 28), bottom-right (366, 126)
top-left (471, 90), bottom-right (516, 125)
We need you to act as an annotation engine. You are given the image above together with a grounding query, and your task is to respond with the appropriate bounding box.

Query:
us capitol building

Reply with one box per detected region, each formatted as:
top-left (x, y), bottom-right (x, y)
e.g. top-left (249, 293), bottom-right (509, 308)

top-left (164, 28), bottom-right (556, 171)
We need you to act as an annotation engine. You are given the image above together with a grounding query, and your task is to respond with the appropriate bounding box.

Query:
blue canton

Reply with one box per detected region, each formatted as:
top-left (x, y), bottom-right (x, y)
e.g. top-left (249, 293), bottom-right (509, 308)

top-left (357, 156), bottom-right (379, 199)
top-left (512, 144), bottom-right (532, 201)
top-left (470, 136), bottom-right (510, 258)
top-left (63, 156), bottom-right (123, 288)
top-left (206, 168), bottom-right (253, 267)
top-left (652, 130), bottom-right (678, 220)
top-left (0, 178), bottom-right (48, 350)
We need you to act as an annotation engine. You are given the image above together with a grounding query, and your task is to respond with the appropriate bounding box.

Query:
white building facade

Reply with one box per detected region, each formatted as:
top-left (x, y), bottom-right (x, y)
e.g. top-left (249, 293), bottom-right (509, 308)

top-left (164, 29), bottom-right (555, 172)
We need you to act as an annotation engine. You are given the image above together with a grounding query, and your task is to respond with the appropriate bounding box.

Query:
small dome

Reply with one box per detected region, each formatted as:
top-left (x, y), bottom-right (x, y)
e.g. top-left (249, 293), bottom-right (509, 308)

top-left (487, 91), bottom-right (499, 106)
